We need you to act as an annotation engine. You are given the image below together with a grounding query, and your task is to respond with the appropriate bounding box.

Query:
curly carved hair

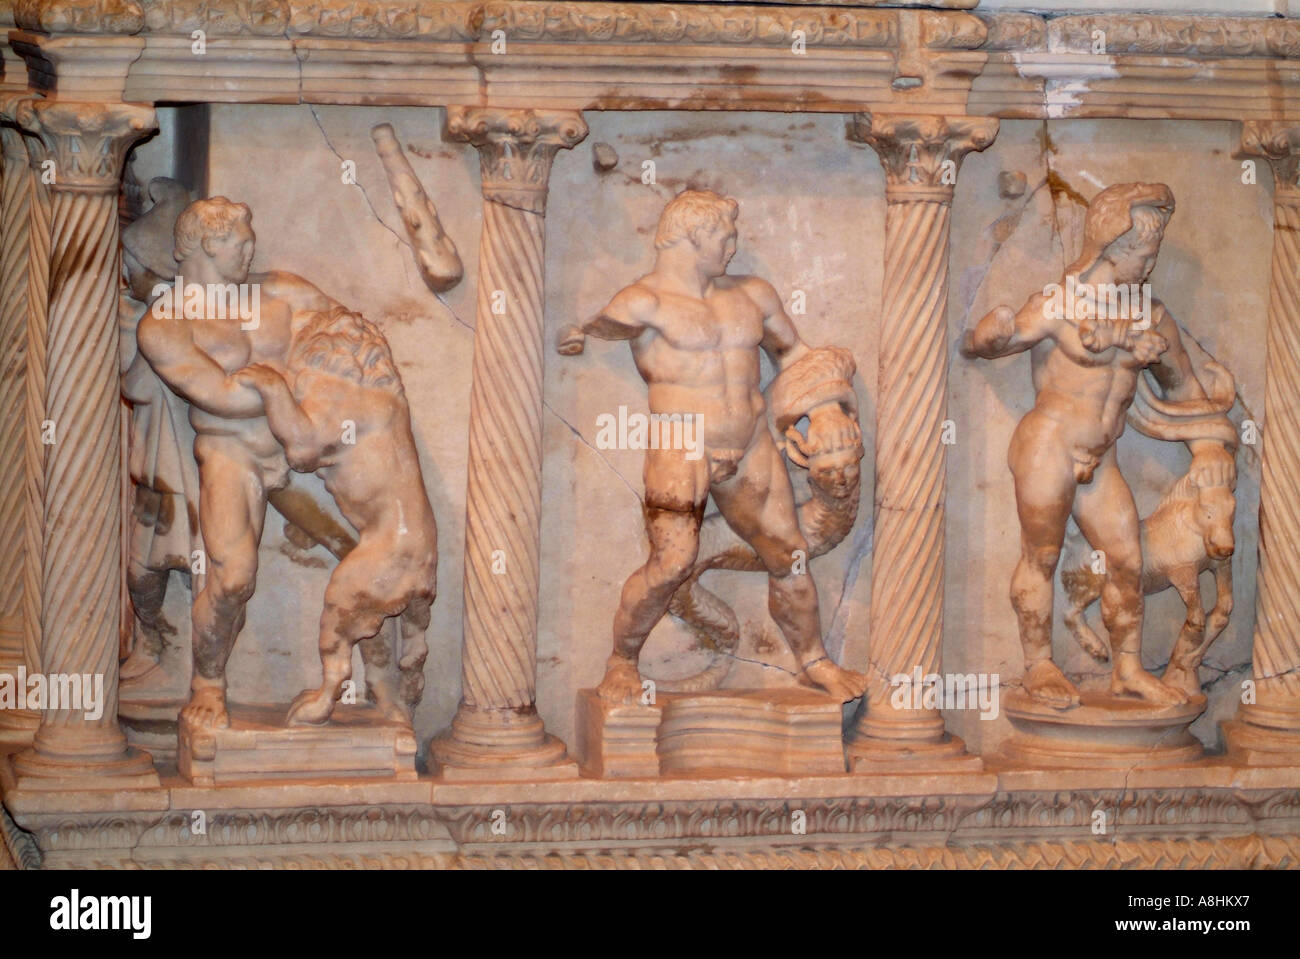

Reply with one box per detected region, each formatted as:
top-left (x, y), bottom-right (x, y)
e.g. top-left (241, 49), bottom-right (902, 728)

top-left (289, 306), bottom-right (404, 397)
top-left (655, 189), bottom-right (739, 251)
top-left (173, 196), bottom-right (252, 263)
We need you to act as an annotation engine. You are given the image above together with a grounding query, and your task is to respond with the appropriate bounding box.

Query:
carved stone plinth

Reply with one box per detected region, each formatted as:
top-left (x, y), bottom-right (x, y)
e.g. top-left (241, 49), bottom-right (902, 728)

top-left (848, 722), bottom-right (981, 773)
top-left (658, 690), bottom-right (847, 777)
top-left (574, 689), bottom-right (661, 779)
top-left (577, 688), bottom-right (847, 778)
top-left (1222, 710), bottom-right (1300, 766)
top-left (1001, 692), bottom-right (1205, 770)
top-left (7, 759), bottom-right (1300, 869)
top-left (433, 706), bottom-right (579, 781)
top-left (178, 705), bottom-right (418, 786)
top-left (118, 696), bottom-right (181, 765)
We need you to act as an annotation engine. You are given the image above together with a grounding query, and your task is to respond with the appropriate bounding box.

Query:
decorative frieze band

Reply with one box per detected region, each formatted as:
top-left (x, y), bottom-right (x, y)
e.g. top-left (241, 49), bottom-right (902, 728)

top-left (7, 2), bottom-right (1300, 63)
top-left (6, 785), bottom-right (1300, 868)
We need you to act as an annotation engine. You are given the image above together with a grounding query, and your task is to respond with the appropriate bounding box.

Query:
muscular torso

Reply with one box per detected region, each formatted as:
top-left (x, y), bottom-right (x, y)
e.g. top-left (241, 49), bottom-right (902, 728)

top-left (1028, 303), bottom-right (1165, 457)
top-left (629, 277), bottom-right (767, 451)
top-left (152, 271), bottom-right (339, 479)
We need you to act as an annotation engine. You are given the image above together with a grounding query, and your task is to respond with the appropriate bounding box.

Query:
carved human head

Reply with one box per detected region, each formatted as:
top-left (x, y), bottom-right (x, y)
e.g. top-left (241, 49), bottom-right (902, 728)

top-left (655, 189), bottom-right (739, 277)
top-left (807, 442), bottom-right (862, 500)
top-left (173, 196), bottom-right (255, 284)
top-left (1075, 182), bottom-right (1174, 285)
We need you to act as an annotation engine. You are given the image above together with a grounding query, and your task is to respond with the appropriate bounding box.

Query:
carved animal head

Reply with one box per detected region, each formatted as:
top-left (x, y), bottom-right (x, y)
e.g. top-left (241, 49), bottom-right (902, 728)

top-left (1196, 482), bottom-right (1236, 561)
top-left (290, 307), bottom-right (404, 397)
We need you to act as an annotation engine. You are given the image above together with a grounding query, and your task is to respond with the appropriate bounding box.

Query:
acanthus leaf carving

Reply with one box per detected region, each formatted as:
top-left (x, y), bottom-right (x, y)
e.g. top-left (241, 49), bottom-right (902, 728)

top-left (16, 98), bottom-right (154, 193)
top-left (852, 113), bottom-right (998, 200)
top-left (445, 106), bottom-right (588, 215)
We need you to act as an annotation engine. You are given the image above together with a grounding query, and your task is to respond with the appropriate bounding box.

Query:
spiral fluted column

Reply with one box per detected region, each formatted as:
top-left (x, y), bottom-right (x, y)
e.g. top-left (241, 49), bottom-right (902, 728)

top-left (845, 113), bottom-right (997, 770)
top-left (0, 112), bottom-right (39, 743)
top-left (22, 128), bottom-right (51, 690)
top-left (10, 99), bottom-right (159, 788)
top-left (432, 106), bottom-right (587, 779)
top-left (1225, 122), bottom-right (1300, 764)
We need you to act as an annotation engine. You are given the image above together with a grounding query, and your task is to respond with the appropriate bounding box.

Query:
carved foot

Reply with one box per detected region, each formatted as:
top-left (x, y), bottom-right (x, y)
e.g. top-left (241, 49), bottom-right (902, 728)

top-left (1161, 660), bottom-right (1202, 699)
top-left (181, 685), bottom-right (230, 730)
top-left (1112, 655), bottom-right (1189, 705)
top-left (1024, 659), bottom-right (1081, 710)
top-left (800, 658), bottom-right (868, 703)
top-left (596, 655), bottom-right (645, 704)
top-left (287, 686), bottom-right (337, 726)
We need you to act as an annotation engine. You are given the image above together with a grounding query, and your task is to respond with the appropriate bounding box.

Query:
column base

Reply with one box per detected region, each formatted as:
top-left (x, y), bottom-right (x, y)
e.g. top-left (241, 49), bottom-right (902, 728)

top-left (846, 733), bottom-right (982, 773)
top-left (430, 704), bottom-right (578, 781)
top-left (0, 710), bottom-right (40, 748)
top-left (846, 705), bottom-right (982, 772)
top-left (1223, 702), bottom-right (1300, 765)
top-left (9, 745), bottom-right (160, 790)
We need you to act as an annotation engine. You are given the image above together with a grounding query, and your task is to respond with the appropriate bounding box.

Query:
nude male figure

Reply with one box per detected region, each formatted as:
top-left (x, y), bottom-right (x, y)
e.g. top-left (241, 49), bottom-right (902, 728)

top-left (558, 189), bottom-right (867, 703)
top-left (963, 182), bottom-right (1234, 708)
top-left (136, 197), bottom-right (343, 729)
top-left (235, 307), bottom-right (437, 726)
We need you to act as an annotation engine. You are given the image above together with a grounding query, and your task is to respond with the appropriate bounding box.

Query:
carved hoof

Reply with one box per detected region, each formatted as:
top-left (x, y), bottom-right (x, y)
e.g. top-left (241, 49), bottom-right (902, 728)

top-left (1160, 662), bottom-right (1202, 699)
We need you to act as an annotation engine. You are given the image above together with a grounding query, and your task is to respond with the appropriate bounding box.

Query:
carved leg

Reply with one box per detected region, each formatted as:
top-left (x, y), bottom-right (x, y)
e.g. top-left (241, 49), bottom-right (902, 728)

top-left (1162, 567), bottom-right (1209, 698)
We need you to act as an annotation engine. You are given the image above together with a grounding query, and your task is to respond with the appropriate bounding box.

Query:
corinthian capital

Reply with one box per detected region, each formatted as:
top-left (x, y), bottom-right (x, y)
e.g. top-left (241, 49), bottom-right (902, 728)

top-left (851, 113), bottom-right (998, 201)
top-left (1240, 121), bottom-right (1300, 205)
top-left (444, 107), bottom-right (588, 214)
top-left (16, 99), bottom-right (155, 194)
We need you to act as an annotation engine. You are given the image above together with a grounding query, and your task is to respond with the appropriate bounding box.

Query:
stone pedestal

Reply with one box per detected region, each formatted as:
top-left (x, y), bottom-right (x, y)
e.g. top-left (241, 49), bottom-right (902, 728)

top-left (178, 704), bottom-right (418, 786)
top-left (577, 688), bottom-right (848, 778)
top-left (1001, 691), bottom-right (1205, 769)
top-left (574, 689), bottom-right (661, 779)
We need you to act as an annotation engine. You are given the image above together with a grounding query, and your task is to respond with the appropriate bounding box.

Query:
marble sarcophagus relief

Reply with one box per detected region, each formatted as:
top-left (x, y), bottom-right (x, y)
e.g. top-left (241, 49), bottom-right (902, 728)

top-left (0, 0), bottom-right (1299, 871)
